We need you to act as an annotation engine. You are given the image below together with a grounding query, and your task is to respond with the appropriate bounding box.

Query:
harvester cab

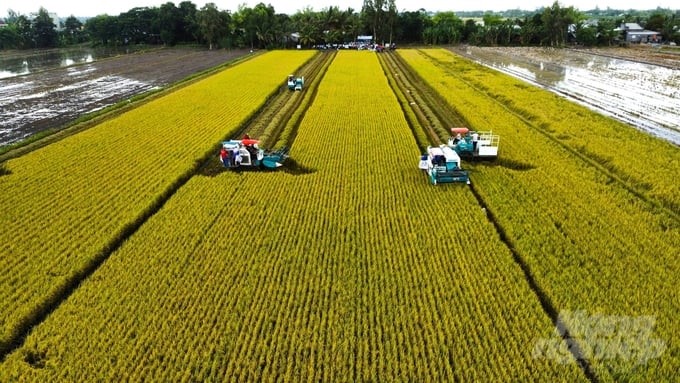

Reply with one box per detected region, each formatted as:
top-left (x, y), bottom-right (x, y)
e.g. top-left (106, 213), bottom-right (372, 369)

top-left (220, 136), bottom-right (288, 170)
top-left (287, 75), bottom-right (304, 91)
top-left (419, 145), bottom-right (469, 185)
top-left (448, 127), bottom-right (499, 159)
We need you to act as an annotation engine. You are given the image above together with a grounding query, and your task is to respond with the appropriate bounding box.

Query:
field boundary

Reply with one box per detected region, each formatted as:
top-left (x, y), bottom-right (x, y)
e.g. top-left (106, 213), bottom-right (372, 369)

top-left (467, 182), bottom-right (599, 383)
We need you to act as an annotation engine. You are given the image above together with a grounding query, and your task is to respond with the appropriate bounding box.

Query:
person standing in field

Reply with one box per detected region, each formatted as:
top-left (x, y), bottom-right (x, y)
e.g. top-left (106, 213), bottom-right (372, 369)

top-left (234, 147), bottom-right (242, 166)
top-left (220, 147), bottom-right (229, 166)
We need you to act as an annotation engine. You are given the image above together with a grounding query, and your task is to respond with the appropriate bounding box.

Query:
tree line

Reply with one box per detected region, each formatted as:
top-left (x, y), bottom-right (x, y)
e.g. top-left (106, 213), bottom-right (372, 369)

top-left (1, 1), bottom-right (678, 50)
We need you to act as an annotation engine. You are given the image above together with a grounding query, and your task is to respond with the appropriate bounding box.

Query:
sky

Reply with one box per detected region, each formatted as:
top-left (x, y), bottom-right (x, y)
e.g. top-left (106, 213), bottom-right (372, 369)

top-left (3, 0), bottom-right (677, 18)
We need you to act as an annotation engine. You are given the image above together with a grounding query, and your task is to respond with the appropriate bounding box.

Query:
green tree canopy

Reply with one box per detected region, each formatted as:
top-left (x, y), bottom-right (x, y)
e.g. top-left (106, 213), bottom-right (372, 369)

top-left (32, 7), bottom-right (58, 48)
top-left (424, 11), bottom-right (463, 45)
top-left (61, 15), bottom-right (84, 45)
top-left (197, 2), bottom-right (229, 49)
top-left (85, 14), bottom-right (120, 45)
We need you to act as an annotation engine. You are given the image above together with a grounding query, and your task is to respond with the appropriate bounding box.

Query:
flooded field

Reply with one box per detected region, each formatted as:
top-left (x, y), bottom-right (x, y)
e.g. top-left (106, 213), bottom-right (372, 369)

top-left (0, 46), bottom-right (148, 79)
top-left (0, 47), bottom-right (249, 146)
top-left (452, 46), bottom-right (680, 145)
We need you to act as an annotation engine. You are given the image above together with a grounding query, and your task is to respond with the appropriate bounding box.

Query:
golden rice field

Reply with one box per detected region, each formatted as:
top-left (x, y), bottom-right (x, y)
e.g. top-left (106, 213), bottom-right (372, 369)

top-left (421, 49), bottom-right (679, 214)
top-left (399, 48), bottom-right (679, 382)
top-left (0, 50), bottom-right (315, 354)
top-left (0, 48), bottom-right (678, 382)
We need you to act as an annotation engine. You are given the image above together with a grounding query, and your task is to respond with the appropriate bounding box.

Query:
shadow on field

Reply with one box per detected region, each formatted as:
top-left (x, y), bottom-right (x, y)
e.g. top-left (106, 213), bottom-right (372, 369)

top-left (198, 156), bottom-right (229, 177)
top-left (197, 156), bottom-right (316, 178)
top-left (0, 163), bottom-right (11, 177)
top-left (280, 157), bottom-right (316, 175)
top-left (474, 158), bottom-right (536, 171)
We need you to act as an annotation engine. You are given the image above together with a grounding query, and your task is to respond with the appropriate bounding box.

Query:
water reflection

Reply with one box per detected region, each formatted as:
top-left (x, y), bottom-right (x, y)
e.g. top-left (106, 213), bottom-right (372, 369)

top-left (60, 54), bottom-right (93, 67)
top-left (0, 60), bottom-right (29, 79)
top-left (475, 54), bottom-right (567, 86)
top-left (0, 47), bottom-right (142, 79)
top-left (459, 47), bottom-right (680, 145)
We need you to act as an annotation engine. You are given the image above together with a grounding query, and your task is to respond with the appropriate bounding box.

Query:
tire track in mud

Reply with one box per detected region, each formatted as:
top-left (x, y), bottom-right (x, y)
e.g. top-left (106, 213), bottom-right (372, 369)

top-left (0, 51), bottom-right (332, 362)
top-left (378, 50), bottom-right (599, 383)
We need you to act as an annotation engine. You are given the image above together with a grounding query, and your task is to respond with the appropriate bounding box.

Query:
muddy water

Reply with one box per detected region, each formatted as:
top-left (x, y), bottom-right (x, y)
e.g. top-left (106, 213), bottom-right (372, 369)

top-left (454, 46), bottom-right (680, 145)
top-left (0, 46), bottom-right (146, 79)
top-left (0, 47), bottom-right (251, 147)
top-left (0, 47), bottom-right (156, 145)
top-left (0, 67), bottom-right (155, 145)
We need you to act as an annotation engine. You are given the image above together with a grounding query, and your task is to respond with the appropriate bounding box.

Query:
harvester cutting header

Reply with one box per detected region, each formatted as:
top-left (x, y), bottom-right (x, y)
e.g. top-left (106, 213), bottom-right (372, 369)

top-left (419, 127), bottom-right (500, 185)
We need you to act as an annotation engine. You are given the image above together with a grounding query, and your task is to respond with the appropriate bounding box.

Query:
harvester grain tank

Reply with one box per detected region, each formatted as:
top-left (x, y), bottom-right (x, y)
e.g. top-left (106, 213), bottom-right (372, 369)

top-left (448, 127), bottom-right (499, 159)
top-left (287, 74), bottom-right (304, 91)
top-left (220, 137), bottom-right (288, 170)
top-left (419, 145), bottom-right (469, 185)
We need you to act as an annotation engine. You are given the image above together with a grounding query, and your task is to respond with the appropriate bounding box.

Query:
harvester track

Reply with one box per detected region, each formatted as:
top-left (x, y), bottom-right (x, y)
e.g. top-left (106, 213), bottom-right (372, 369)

top-left (198, 51), bottom-right (334, 177)
top-left (379, 51), bottom-right (466, 145)
top-left (379, 50), bottom-right (599, 383)
top-left (267, 50), bottom-right (336, 150)
top-left (239, 51), bottom-right (335, 148)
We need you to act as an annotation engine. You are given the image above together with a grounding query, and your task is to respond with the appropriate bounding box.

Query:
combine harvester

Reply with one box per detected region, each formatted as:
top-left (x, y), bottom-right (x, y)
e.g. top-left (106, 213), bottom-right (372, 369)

top-left (287, 74), bottom-right (304, 91)
top-left (419, 145), bottom-right (470, 185)
top-left (448, 127), bottom-right (499, 159)
top-left (220, 136), bottom-right (288, 170)
top-left (419, 127), bottom-right (499, 185)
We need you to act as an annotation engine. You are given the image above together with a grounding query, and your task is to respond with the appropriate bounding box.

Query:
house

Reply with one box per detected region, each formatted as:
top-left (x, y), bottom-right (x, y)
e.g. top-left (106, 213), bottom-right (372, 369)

top-left (616, 23), bottom-right (660, 43)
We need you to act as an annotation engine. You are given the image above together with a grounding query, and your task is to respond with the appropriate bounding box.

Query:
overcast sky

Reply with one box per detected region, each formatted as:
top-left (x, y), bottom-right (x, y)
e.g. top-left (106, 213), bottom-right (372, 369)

top-left (4, 0), bottom-right (677, 18)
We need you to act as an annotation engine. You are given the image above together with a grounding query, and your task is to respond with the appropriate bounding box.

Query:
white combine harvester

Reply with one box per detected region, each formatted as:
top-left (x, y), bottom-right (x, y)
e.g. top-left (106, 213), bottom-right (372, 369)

top-left (419, 145), bottom-right (469, 185)
top-left (220, 136), bottom-right (288, 170)
top-left (418, 127), bottom-right (500, 185)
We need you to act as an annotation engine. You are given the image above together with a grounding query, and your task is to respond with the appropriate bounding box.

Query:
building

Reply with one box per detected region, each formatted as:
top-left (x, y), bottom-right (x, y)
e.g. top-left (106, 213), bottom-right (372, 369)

top-left (617, 23), bottom-right (660, 43)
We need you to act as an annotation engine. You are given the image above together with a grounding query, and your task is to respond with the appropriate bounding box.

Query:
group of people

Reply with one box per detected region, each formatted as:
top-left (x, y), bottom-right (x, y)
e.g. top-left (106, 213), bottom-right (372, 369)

top-left (220, 146), bottom-right (242, 167)
top-left (219, 135), bottom-right (261, 167)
